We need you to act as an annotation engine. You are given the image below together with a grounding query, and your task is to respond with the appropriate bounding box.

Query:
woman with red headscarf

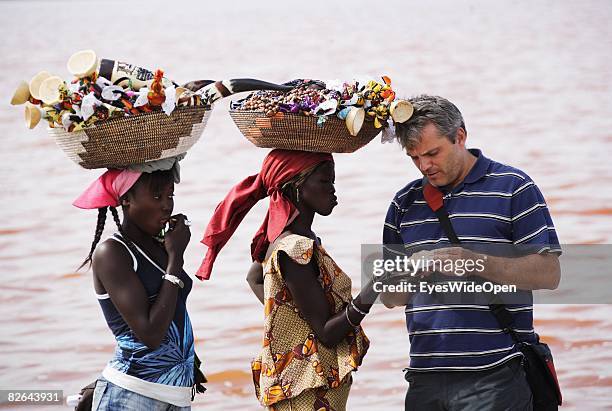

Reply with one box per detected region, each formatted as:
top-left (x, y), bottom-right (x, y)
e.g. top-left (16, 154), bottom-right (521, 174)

top-left (198, 149), bottom-right (377, 410)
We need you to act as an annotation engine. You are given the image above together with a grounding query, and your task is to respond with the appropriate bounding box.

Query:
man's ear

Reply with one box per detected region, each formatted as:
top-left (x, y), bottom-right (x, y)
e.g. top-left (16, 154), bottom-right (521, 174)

top-left (455, 127), bottom-right (467, 147)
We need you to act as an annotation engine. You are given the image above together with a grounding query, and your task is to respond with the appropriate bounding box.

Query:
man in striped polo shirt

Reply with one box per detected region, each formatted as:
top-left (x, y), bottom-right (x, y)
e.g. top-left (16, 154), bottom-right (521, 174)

top-left (381, 95), bottom-right (561, 410)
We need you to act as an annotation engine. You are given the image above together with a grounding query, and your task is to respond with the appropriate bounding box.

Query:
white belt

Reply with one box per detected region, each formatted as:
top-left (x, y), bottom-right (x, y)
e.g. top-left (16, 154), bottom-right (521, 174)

top-left (102, 365), bottom-right (191, 407)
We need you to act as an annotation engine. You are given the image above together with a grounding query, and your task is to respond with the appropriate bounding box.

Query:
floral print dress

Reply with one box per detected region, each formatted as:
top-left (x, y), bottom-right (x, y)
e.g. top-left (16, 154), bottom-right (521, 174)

top-left (251, 234), bottom-right (369, 410)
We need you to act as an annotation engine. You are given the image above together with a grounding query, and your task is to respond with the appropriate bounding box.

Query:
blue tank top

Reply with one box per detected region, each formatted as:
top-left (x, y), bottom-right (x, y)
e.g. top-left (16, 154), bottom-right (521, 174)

top-left (96, 234), bottom-right (194, 387)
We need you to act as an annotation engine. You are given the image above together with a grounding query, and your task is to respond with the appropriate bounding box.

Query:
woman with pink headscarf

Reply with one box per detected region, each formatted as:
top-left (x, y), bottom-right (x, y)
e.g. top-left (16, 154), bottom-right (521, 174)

top-left (199, 149), bottom-right (377, 410)
top-left (74, 164), bottom-right (205, 410)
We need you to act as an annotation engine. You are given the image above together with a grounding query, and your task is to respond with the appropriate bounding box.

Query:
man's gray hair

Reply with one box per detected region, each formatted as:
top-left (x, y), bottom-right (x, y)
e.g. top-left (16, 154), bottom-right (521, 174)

top-left (394, 95), bottom-right (466, 151)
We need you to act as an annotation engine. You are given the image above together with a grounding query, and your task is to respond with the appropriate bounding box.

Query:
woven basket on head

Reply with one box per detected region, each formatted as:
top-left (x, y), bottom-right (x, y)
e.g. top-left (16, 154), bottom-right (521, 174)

top-left (48, 106), bottom-right (211, 169)
top-left (228, 110), bottom-right (380, 153)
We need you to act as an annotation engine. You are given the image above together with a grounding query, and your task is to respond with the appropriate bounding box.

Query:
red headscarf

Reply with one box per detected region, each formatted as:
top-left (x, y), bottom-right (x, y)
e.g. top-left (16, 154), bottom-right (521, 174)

top-left (196, 149), bottom-right (333, 280)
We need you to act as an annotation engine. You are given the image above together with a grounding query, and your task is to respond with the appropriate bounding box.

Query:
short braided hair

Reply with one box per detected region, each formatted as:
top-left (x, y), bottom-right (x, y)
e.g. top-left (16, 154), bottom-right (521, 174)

top-left (109, 206), bottom-right (139, 256)
top-left (78, 207), bottom-right (108, 270)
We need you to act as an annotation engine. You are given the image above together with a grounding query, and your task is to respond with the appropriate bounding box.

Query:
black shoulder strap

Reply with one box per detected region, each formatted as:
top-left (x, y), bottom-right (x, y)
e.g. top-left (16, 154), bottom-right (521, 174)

top-left (421, 178), bottom-right (521, 343)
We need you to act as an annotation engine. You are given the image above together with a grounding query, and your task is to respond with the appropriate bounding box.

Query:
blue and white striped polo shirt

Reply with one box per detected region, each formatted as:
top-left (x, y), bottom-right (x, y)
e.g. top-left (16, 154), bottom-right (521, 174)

top-left (383, 149), bottom-right (561, 371)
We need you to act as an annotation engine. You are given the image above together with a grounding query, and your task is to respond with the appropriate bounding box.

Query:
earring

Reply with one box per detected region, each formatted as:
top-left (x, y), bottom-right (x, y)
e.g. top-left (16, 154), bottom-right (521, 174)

top-left (296, 188), bottom-right (300, 203)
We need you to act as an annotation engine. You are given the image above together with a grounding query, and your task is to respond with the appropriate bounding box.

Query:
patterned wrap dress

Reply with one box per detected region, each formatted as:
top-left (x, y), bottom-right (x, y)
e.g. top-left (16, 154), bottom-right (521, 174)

top-left (251, 234), bottom-right (370, 410)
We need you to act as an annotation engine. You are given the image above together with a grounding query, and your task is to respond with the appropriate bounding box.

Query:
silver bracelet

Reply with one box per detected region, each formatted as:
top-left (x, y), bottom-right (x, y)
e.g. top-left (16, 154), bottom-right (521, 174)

top-left (162, 274), bottom-right (184, 289)
top-left (350, 299), bottom-right (368, 316)
top-left (345, 305), bottom-right (360, 328)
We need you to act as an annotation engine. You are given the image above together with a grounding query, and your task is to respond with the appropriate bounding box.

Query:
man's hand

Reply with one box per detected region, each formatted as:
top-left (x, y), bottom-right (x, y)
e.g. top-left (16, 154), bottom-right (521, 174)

top-left (414, 247), bottom-right (483, 278)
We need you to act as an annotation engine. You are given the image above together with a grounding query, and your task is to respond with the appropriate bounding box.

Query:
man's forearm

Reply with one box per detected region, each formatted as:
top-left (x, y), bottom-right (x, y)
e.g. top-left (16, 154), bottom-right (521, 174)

top-left (478, 252), bottom-right (560, 290)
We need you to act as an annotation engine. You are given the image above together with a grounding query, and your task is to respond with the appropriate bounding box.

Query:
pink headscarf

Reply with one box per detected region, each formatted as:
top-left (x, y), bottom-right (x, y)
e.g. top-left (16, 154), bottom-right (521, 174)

top-left (73, 169), bottom-right (142, 209)
top-left (196, 149), bottom-right (333, 280)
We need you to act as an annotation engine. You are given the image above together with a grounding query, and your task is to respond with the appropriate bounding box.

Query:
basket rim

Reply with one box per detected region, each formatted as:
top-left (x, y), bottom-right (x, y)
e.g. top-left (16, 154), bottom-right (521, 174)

top-left (228, 108), bottom-right (379, 121)
top-left (47, 104), bottom-right (212, 133)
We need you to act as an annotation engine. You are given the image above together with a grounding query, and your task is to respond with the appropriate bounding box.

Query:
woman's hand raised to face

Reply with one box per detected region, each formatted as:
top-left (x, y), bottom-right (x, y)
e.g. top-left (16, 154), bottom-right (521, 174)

top-left (164, 214), bottom-right (191, 260)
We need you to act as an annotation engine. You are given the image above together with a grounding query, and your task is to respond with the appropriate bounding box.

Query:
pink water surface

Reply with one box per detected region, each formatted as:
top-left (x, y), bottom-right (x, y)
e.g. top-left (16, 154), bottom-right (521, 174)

top-left (1, 0), bottom-right (611, 409)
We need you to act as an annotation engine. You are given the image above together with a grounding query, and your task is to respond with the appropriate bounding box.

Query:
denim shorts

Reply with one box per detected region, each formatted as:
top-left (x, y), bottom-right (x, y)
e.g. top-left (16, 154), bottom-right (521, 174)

top-left (92, 377), bottom-right (191, 411)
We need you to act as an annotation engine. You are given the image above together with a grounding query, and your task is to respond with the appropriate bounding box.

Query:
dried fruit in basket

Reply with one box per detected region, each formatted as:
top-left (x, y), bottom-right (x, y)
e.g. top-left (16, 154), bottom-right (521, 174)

top-left (231, 77), bottom-right (413, 137)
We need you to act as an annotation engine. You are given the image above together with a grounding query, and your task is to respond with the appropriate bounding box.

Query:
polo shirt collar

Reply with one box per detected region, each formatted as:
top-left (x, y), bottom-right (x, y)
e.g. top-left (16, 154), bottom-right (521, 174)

top-left (463, 148), bottom-right (490, 184)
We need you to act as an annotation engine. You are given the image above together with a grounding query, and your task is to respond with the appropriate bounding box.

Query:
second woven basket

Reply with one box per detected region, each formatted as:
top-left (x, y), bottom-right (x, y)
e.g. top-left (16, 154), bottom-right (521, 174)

top-left (229, 110), bottom-right (380, 153)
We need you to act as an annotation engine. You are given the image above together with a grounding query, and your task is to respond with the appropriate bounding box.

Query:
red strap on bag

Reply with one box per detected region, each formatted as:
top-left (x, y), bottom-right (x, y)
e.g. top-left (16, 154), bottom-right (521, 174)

top-left (423, 181), bottom-right (444, 212)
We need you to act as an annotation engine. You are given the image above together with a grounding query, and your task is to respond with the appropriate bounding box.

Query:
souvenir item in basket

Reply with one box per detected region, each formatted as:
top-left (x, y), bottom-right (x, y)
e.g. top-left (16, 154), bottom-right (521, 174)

top-left (229, 77), bottom-right (414, 153)
top-left (11, 50), bottom-right (290, 169)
